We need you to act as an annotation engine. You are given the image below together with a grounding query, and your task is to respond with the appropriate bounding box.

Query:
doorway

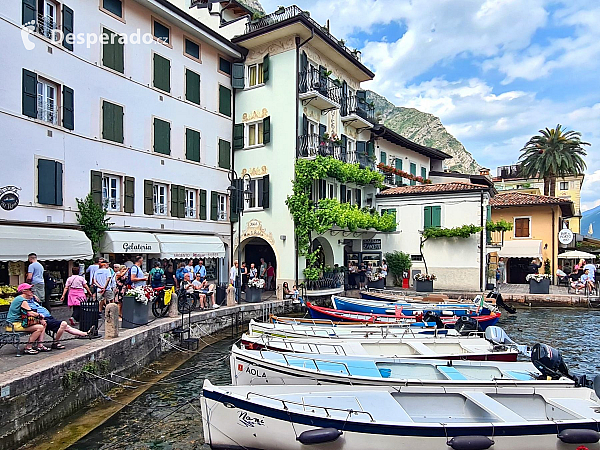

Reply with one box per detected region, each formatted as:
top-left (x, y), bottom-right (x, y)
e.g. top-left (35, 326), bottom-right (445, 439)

top-left (243, 238), bottom-right (276, 274)
top-left (508, 258), bottom-right (530, 284)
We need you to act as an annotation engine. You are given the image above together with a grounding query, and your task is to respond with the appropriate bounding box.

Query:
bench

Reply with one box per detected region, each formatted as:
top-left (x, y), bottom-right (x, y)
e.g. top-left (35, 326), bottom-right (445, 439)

top-left (0, 311), bottom-right (57, 356)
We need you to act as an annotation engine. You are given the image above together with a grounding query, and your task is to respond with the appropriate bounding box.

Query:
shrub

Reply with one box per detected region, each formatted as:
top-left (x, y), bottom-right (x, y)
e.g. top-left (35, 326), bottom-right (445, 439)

top-left (384, 251), bottom-right (412, 286)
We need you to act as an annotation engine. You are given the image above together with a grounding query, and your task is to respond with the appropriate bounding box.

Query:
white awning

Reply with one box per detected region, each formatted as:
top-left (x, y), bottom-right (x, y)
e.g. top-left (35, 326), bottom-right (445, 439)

top-left (558, 250), bottom-right (596, 260)
top-left (100, 231), bottom-right (160, 254)
top-left (497, 240), bottom-right (543, 259)
top-left (154, 234), bottom-right (225, 259)
top-left (0, 225), bottom-right (93, 261)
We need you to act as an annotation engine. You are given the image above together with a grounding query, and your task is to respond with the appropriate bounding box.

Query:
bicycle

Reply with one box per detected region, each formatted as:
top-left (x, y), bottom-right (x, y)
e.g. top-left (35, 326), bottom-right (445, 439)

top-left (177, 289), bottom-right (198, 314)
top-left (151, 286), bottom-right (170, 318)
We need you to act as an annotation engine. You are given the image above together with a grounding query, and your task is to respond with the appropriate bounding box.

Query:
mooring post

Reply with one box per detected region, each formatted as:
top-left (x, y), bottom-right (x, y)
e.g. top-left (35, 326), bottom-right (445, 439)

top-left (168, 293), bottom-right (179, 318)
top-left (104, 303), bottom-right (119, 339)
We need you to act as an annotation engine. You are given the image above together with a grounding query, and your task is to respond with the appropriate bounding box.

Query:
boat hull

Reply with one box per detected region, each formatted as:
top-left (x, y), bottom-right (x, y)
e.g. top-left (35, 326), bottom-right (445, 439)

top-left (333, 296), bottom-right (488, 317)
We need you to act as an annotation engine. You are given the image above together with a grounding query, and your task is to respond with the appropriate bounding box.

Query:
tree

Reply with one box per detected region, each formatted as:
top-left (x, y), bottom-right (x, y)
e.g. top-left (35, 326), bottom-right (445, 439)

top-left (384, 251), bottom-right (412, 286)
top-left (519, 124), bottom-right (589, 197)
top-left (76, 193), bottom-right (112, 256)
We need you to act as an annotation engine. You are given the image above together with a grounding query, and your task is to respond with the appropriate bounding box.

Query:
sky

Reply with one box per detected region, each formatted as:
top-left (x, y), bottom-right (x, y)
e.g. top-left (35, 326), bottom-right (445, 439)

top-left (259, 0), bottom-right (599, 211)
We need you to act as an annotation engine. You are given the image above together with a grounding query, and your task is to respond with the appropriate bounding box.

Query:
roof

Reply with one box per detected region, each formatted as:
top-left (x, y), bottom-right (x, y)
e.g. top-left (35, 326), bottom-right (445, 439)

top-left (490, 192), bottom-right (575, 217)
top-left (377, 182), bottom-right (489, 197)
top-left (372, 125), bottom-right (451, 160)
top-left (429, 171), bottom-right (495, 189)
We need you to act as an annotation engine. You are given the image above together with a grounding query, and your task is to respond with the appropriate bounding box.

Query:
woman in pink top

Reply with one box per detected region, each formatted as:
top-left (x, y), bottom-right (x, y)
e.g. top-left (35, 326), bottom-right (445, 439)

top-left (60, 267), bottom-right (92, 325)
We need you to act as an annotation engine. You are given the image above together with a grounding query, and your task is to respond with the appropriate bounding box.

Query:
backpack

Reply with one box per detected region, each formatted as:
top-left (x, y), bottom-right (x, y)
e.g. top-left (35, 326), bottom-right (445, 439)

top-left (126, 267), bottom-right (134, 286)
top-left (44, 273), bottom-right (57, 291)
top-left (151, 269), bottom-right (164, 288)
top-left (176, 267), bottom-right (185, 281)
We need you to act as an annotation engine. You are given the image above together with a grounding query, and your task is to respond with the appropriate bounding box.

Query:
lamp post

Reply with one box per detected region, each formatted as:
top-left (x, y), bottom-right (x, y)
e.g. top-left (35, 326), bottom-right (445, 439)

top-left (228, 170), bottom-right (252, 302)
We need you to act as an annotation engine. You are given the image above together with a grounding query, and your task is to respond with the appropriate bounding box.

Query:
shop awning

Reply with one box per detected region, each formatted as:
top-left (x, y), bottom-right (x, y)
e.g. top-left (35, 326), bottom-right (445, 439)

top-left (154, 234), bottom-right (225, 259)
top-left (100, 231), bottom-right (160, 254)
top-left (558, 250), bottom-right (596, 260)
top-left (497, 240), bottom-right (543, 259)
top-left (0, 225), bottom-right (93, 261)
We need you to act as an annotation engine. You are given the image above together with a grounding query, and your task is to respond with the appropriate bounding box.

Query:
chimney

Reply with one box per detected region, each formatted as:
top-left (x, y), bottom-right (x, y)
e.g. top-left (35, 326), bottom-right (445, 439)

top-left (479, 167), bottom-right (490, 177)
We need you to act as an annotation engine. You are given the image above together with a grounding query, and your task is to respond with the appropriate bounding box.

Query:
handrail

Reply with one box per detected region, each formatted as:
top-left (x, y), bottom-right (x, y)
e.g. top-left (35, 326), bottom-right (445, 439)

top-left (278, 352), bottom-right (352, 375)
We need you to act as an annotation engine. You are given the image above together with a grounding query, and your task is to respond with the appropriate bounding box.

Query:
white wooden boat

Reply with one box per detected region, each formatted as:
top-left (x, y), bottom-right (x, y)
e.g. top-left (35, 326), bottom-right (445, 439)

top-left (202, 380), bottom-right (600, 450)
top-left (231, 344), bottom-right (574, 388)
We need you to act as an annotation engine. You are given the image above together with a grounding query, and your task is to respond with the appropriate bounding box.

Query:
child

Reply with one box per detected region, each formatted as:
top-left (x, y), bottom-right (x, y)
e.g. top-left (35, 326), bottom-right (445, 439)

top-left (292, 285), bottom-right (299, 301)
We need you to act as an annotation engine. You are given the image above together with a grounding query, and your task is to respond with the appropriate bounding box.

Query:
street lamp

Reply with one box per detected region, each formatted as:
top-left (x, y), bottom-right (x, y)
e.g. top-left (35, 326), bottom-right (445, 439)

top-left (228, 170), bottom-right (252, 302)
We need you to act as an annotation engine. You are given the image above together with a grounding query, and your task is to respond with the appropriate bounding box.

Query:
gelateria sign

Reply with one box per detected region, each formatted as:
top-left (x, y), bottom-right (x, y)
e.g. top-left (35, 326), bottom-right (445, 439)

top-left (122, 242), bottom-right (154, 252)
top-left (240, 219), bottom-right (275, 245)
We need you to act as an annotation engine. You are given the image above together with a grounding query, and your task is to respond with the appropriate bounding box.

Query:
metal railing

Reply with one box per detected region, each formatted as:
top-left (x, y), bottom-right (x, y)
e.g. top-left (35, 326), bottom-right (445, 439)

top-left (38, 13), bottom-right (58, 40)
top-left (299, 67), bottom-right (342, 105)
top-left (245, 6), bottom-right (362, 63)
top-left (342, 94), bottom-right (376, 124)
top-left (103, 197), bottom-right (121, 212)
top-left (305, 272), bottom-right (345, 291)
top-left (297, 134), bottom-right (357, 163)
top-left (496, 164), bottom-right (522, 179)
top-left (37, 101), bottom-right (58, 124)
top-left (154, 203), bottom-right (167, 215)
top-left (185, 206), bottom-right (196, 218)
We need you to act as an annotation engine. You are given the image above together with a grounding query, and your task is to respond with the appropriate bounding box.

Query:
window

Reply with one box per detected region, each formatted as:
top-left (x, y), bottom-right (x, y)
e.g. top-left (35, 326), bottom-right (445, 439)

top-left (185, 69), bottom-right (200, 105)
top-left (347, 138), bottom-right (355, 156)
top-left (245, 177), bottom-right (269, 210)
top-left (218, 139), bottom-right (230, 169)
top-left (185, 128), bottom-right (200, 162)
top-left (37, 77), bottom-right (58, 124)
top-left (217, 194), bottom-right (227, 221)
top-left (328, 182), bottom-right (335, 199)
top-left (380, 151), bottom-right (387, 166)
top-left (102, 174), bottom-right (121, 211)
top-left (153, 19), bottom-right (170, 45)
top-left (421, 166), bottom-right (427, 180)
top-left (346, 188), bottom-right (353, 204)
top-left (102, 100), bottom-right (124, 143)
top-left (184, 38), bottom-right (200, 61)
top-left (218, 85), bottom-right (231, 116)
top-left (37, 159), bottom-right (63, 206)
top-left (22, 0), bottom-right (72, 50)
top-left (39, 0), bottom-right (58, 40)
top-left (219, 57), bottom-right (231, 75)
top-left (153, 183), bottom-right (167, 215)
top-left (424, 206), bottom-right (441, 229)
top-left (185, 188), bottom-right (196, 218)
top-left (153, 118), bottom-right (171, 155)
top-left (102, 0), bottom-right (123, 18)
top-left (514, 217), bottom-right (531, 238)
top-left (247, 121), bottom-right (263, 147)
top-left (560, 181), bottom-right (569, 190)
top-left (247, 62), bottom-right (264, 87)
top-left (153, 53), bottom-right (170, 92)
top-left (102, 28), bottom-right (124, 73)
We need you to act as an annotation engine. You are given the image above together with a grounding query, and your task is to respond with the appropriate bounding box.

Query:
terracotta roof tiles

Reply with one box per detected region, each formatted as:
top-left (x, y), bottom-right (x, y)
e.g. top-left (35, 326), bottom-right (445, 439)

top-left (489, 191), bottom-right (573, 207)
top-left (378, 182), bottom-right (487, 197)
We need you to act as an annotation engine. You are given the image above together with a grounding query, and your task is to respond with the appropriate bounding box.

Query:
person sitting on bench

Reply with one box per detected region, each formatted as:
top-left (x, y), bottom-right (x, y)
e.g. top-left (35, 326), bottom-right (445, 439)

top-left (192, 273), bottom-right (208, 309)
top-left (5, 283), bottom-right (48, 355)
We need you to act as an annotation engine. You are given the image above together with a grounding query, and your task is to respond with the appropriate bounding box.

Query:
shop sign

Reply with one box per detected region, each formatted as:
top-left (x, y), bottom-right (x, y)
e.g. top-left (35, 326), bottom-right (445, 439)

top-left (558, 228), bottom-right (574, 245)
top-left (122, 242), bottom-right (155, 253)
top-left (0, 186), bottom-right (20, 211)
top-left (362, 239), bottom-right (382, 251)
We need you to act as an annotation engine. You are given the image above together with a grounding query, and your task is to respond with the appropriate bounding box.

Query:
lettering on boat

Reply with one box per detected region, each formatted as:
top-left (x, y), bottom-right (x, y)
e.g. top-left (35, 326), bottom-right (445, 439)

top-left (245, 366), bottom-right (267, 377)
top-left (238, 411), bottom-right (265, 427)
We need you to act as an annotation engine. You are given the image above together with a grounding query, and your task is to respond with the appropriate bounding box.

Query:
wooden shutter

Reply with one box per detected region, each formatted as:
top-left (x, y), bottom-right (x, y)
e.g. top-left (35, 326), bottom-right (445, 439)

top-left (515, 218), bottom-right (529, 237)
top-left (218, 139), bottom-right (231, 169)
top-left (380, 151), bottom-right (387, 166)
top-left (38, 159), bottom-right (61, 206)
top-left (218, 85), bottom-right (231, 116)
top-left (62, 86), bottom-right (74, 130)
top-left (262, 175), bottom-right (270, 209)
top-left (143, 180), bottom-right (153, 215)
top-left (178, 186), bottom-right (185, 218)
top-left (185, 128), bottom-right (200, 162)
top-left (153, 118), bottom-right (170, 155)
top-left (90, 170), bottom-right (103, 206)
top-left (410, 162), bottom-right (417, 186)
top-left (340, 185), bottom-right (346, 203)
top-left (55, 162), bottom-right (63, 206)
top-left (432, 206), bottom-right (441, 228)
top-left (170, 184), bottom-right (179, 217)
top-left (210, 191), bottom-right (218, 221)
top-left (22, 69), bottom-right (37, 118)
top-left (185, 69), bottom-right (200, 105)
top-left (231, 63), bottom-right (245, 89)
top-left (341, 81), bottom-right (348, 115)
top-left (102, 101), bottom-right (123, 143)
top-left (341, 135), bottom-right (347, 157)
top-left (424, 206), bottom-right (432, 229)
top-left (62, 5), bottom-right (74, 51)
top-left (421, 167), bottom-right (427, 179)
top-left (302, 114), bottom-right (308, 136)
top-left (318, 179), bottom-right (326, 200)
top-left (366, 141), bottom-right (374, 157)
top-left (102, 28), bottom-right (124, 73)
top-left (22, 0), bottom-right (36, 26)
top-left (356, 141), bottom-right (366, 156)
top-left (319, 123), bottom-right (326, 138)
top-left (395, 158), bottom-right (402, 184)
top-left (263, 116), bottom-right (271, 144)
top-left (262, 54), bottom-right (270, 83)
top-left (299, 51), bottom-right (308, 93)
top-left (124, 176), bottom-right (134, 213)
top-left (153, 53), bottom-right (171, 92)
top-left (355, 189), bottom-right (361, 207)
top-left (233, 124), bottom-right (244, 150)
top-left (199, 189), bottom-right (207, 220)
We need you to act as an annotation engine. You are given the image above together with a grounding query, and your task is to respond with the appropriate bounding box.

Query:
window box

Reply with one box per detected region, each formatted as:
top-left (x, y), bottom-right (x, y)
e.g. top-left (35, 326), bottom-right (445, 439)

top-left (415, 280), bottom-right (433, 292)
top-left (529, 278), bottom-right (550, 294)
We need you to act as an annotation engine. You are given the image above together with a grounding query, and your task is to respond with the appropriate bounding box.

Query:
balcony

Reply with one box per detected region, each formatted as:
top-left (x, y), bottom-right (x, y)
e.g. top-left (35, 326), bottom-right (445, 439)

top-left (298, 134), bottom-right (374, 169)
top-left (496, 164), bottom-right (522, 180)
top-left (38, 13), bottom-right (59, 41)
top-left (299, 67), bottom-right (341, 111)
top-left (102, 197), bottom-right (121, 212)
top-left (341, 95), bottom-right (376, 128)
top-left (487, 230), bottom-right (504, 249)
top-left (304, 272), bottom-right (345, 297)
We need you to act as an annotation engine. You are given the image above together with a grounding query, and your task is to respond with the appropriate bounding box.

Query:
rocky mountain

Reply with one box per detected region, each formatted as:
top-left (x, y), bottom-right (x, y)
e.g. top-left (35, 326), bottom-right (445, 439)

top-left (367, 91), bottom-right (480, 174)
top-left (237, 0), bottom-right (264, 14)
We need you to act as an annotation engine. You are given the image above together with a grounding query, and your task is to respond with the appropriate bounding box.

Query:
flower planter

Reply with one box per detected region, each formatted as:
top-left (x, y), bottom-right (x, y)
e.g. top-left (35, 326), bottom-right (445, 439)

top-left (415, 280), bottom-right (434, 292)
top-left (245, 287), bottom-right (263, 303)
top-left (529, 278), bottom-right (550, 294)
top-left (368, 279), bottom-right (385, 290)
top-left (122, 295), bottom-right (150, 329)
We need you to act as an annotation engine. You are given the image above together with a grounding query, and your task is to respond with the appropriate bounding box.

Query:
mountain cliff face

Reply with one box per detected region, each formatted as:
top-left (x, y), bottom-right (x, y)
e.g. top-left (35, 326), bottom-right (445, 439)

top-left (237, 0), bottom-right (265, 14)
top-left (367, 91), bottom-right (480, 174)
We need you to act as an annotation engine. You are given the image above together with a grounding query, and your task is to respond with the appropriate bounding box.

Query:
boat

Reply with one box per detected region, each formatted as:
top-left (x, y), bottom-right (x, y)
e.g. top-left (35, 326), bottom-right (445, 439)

top-left (307, 302), bottom-right (502, 330)
top-left (202, 380), bottom-right (600, 450)
top-left (230, 344), bottom-right (574, 388)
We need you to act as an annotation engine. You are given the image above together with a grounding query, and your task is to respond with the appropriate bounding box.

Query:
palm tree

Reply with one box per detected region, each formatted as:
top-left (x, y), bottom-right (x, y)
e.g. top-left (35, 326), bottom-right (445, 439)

top-left (519, 124), bottom-right (589, 196)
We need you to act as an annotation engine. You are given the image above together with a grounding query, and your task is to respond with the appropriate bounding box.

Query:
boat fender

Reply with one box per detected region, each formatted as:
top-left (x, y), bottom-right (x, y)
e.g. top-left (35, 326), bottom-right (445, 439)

top-left (447, 435), bottom-right (494, 450)
top-left (297, 428), bottom-right (342, 445)
top-left (557, 429), bottom-right (600, 444)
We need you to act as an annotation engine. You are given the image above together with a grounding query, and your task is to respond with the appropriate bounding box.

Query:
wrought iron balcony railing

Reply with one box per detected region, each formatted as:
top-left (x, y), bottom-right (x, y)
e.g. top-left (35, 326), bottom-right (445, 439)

top-left (496, 164), bottom-right (522, 179)
top-left (103, 197), bottom-right (121, 212)
top-left (37, 99), bottom-right (58, 125)
top-left (299, 67), bottom-right (342, 105)
top-left (38, 13), bottom-right (58, 40)
top-left (341, 94), bottom-right (376, 124)
top-left (305, 272), bottom-right (345, 291)
top-left (298, 134), bottom-right (375, 169)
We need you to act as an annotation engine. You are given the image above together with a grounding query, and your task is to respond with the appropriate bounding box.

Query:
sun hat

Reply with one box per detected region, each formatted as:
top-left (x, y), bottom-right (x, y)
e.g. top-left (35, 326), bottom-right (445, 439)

top-left (17, 283), bottom-right (33, 292)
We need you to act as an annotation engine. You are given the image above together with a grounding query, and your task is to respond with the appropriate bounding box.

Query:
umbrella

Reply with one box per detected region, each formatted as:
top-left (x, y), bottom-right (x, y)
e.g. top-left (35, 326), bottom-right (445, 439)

top-left (558, 250), bottom-right (596, 260)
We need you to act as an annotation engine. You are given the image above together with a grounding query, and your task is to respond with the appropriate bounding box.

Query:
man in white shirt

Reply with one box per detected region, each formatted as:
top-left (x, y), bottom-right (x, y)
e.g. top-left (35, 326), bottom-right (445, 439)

top-left (94, 260), bottom-right (114, 312)
top-left (230, 260), bottom-right (239, 303)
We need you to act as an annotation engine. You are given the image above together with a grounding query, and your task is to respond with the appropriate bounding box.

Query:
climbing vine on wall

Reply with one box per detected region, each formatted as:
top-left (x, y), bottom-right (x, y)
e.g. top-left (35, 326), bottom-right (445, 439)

top-left (420, 224), bottom-right (483, 274)
top-left (486, 219), bottom-right (513, 232)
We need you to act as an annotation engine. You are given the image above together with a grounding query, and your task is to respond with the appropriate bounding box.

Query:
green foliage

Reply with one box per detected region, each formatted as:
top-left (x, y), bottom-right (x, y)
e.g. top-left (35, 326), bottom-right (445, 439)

top-left (62, 359), bottom-right (110, 390)
top-left (544, 258), bottom-right (551, 275)
top-left (486, 219), bottom-right (513, 232)
top-left (76, 193), bottom-right (113, 256)
top-left (385, 251), bottom-right (411, 286)
top-left (422, 224), bottom-right (483, 240)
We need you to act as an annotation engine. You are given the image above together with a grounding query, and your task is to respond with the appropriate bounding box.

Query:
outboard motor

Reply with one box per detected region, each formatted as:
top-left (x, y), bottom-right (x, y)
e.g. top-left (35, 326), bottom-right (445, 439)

top-left (422, 311), bottom-right (444, 329)
top-left (531, 343), bottom-right (572, 380)
top-left (487, 290), bottom-right (516, 314)
top-left (485, 326), bottom-right (529, 355)
top-left (454, 316), bottom-right (481, 336)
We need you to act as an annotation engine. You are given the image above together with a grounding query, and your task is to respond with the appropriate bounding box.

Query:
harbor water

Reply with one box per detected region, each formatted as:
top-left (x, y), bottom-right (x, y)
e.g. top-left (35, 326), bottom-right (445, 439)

top-left (47, 308), bottom-right (600, 449)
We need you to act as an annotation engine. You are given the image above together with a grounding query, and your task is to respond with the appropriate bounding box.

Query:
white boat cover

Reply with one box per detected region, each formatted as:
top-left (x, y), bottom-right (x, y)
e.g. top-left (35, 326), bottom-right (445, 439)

top-left (100, 231), bottom-right (160, 254)
top-left (0, 225), bottom-right (93, 261)
top-left (154, 234), bottom-right (225, 259)
top-left (497, 240), bottom-right (542, 258)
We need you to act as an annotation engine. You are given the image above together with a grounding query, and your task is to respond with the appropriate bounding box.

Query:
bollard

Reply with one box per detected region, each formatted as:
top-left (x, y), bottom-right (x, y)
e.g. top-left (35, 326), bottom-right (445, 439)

top-left (226, 285), bottom-right (236, 306)
top-left (168, 293), bottom-right (179, 318)
top-left (104, 303), bottom-right (119, 339)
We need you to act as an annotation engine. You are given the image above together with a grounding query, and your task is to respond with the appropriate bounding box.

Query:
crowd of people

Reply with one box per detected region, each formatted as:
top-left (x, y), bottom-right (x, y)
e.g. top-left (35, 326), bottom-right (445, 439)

top-left (556, 258), bottom-right (597, 294)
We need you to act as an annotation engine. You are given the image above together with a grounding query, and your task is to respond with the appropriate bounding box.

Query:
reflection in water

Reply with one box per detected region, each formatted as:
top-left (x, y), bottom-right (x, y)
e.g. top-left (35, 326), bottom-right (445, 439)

top-left (69, 308), bottom-right (600, 449)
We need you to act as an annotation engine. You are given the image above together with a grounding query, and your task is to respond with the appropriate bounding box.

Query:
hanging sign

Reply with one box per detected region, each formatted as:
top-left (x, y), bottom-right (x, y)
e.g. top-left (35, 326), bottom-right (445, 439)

top-left (558, 228), bottom-right (574, 245)
top-left (0, 186), bottom-right (20, 211)
top-left (362, 239), bottom-right (382, 250)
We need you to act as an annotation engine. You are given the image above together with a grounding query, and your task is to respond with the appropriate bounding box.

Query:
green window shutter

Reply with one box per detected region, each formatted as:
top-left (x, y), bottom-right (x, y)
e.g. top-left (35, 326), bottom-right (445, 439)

top-left (170, 184), bottom-right (179, 217)
top-left (366, 141), bottom-right (374, 157)
top-left (424, 206), bottom-right (432, 229)
top-left (153, 53), bottom-right (171, 92)
top-left (263, 116), bottom-right (271, 144)
top-left (185, 69), bottom-right (200, 105)
top-left (262, 174), bottom-right (270, 209)
top-left (178, 186), bottom-right (185, 218)
top-left (302, 114), bottom-right (308, 135)
top-left (218, 85), bottom-right (231, 116)
top-left (91, 170), bottom-right (103, 206)
top-left (410, 162), bottom-right (417, 186)
top-left (232, 63), bottom-right (245, 89)
top-left (233, 124), bottom-right (244, 150)
top-left (340, 185), bottom-right (346, 203)
top-left (355, 189), bottom-right (361, 207)
top-left (432, 206), bottom-right (441, 228)
top-left (62, 5), bottom-right (74, 51)
top-left (210, 191), bottom-right (218, 221)
top-left (421, 167), bottom-right (426, 179)
top-left (22, 69), bottom-right (37, 118)
top-left (124, 176), bottom-right (135, 213)
top-left (54, 162), bottom-right (63, 206)
top-left (199, 189), bottom-right (207, 220)
top-left (185, 128), bottom-right (200, 162)
top-left (218, 139), bottom-right (231, 169)
top-left (356, 141), bottom-right (366, 156)
top-left (262, 54), bottom-right (270, 83)
top-left (22, 0), bottom-right (36, 26)
top-left (38, 159), bottom-right (60, 205)
top-left (341, 135), bottom-right (347, 154)
top-left (103, 29), bottom-right (124, 73)
top-left (153, 118), bottom-right (171, 155)
top-left (62, 86), bottom-right (74, 130)
top-left (380, 151), bottom-right (387, 165)
top-left (388, 209), bottom-right (397, 231)
top-left (102, 101), bottom-right (123, 143)
top-left (395, 158), bottom-right (402, 184)
top-left (143, 180), bottom-right (153, 215)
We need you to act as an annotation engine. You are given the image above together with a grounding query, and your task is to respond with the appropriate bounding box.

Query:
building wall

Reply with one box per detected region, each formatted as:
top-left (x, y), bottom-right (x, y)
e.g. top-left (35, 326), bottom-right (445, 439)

top-left (375, 138), bottom-right (432, 181)
top-left (173, 0), bottom-right (249, 38)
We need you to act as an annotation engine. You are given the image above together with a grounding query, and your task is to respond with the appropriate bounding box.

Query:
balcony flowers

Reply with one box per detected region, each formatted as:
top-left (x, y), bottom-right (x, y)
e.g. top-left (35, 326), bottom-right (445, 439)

top-left (125, 286), bottom-right (153, 305)
top-left (368, 271), bottom-right (385, 282)
top-left (413, 273), bottom-right (437, 282)
top-left (526, 274), bottom-right (551, 283)
top-left (321, 132), bottom-right (342, 147)
top-left (377, 163), bottom-right (433, 184)
top-left (248, 278), bottom-right (266, 289)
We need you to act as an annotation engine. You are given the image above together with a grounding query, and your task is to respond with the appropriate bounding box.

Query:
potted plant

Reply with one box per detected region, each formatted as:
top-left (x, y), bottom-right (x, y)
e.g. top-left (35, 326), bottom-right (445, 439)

top-left (246, 278), bottom-right (265, 303)
top-left (526, 273), bottom-right (550, 294)
top-left (367, 271), bottom-right (385, 289)
top-left (122, 286), bottom-right (152, 329)
top-left (413, 273), bottom-right (436, 292)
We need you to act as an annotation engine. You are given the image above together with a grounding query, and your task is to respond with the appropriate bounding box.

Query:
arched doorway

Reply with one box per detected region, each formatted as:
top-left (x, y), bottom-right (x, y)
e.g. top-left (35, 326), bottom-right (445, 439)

top-left (243, 237), bottom-right (276, 273)
top-left (312, 237), bottom-right (334, 268)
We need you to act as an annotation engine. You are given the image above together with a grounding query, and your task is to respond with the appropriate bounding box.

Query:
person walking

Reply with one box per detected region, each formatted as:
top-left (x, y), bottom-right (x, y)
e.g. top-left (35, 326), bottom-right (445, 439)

top-left (230, 260), bottom-right (239, 303)
top-left (241, 262), bottom-right (248, 293)
top-left (266, 262), bottom-right (275, 291)
top-left (130, 256), bottom-right (147, 288)
top-left (149, 261), bottom-right (165, 288)
top-left (60, 267), bottom-right (92, 325)
top-left (94, 260), bottom-right (114, 313)
top-left (26, 253), bottom-right (46, 305)
top-left (497, 258), bottom-right (506, 284)
top-left (164, 263), bottom-right (176, 288)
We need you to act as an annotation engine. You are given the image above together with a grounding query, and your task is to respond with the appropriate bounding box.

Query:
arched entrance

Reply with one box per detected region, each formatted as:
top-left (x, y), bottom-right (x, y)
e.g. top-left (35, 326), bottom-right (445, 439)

top-left (243, 237), bottom-right (277, 273)
top-left (312, 237), bottom-right (334, 268)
